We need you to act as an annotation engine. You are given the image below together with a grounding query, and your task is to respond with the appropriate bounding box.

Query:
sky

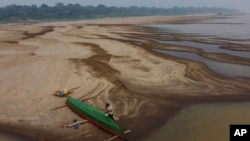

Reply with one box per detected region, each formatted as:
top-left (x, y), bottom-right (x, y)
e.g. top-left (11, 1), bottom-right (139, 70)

top-left (0, 0), bottom-right (249, 12)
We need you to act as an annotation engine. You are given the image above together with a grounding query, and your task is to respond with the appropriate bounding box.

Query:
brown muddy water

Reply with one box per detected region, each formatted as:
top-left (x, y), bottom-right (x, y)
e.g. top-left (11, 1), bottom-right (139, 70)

top-left (147, 14), bottom-right (250, 40)
top-left (0, 131), bottom-right (31, 141)
top-left (144, 102), bottom-right (250, 141)
top-left (144, 14), bottom-right (250, 141)
top-left (154, 49), bottom-right (250, 78)
top-left (157, 40), bottom-right (250, 58)
top-left (145, 14), bottom-right (250, 78)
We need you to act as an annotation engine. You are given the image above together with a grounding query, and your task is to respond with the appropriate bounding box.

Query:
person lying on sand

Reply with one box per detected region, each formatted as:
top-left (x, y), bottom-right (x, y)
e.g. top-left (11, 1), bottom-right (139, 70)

top-left (53, 89), bottom-right (70, 97)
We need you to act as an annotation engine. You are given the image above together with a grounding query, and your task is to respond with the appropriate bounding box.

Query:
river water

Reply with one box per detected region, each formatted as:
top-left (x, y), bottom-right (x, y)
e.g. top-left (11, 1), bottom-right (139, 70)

top-left (157, 40), bottom-right (250, 58)
top-left (144, 102), bottom-right (250, 141)
top-left (144, 14), bottom-right (250, 141)
top-left (0, 132), bottom-right (29, 141)
top-left (145, 13), bottom-right (250, 78)
top-left (154, 49), bottom-right (250, 78)
top-left (149, 14), bottom-right (250, 39)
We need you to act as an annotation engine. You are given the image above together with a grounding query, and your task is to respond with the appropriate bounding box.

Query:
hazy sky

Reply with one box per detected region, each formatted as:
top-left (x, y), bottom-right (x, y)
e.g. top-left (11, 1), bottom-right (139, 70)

top-left (0, 0), bottom-right (249, 12)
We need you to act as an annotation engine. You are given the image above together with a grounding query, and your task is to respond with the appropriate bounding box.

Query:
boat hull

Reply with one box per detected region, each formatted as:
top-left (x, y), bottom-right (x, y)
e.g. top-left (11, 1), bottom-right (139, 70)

top-left (66, 98), bottom-right (125, 139)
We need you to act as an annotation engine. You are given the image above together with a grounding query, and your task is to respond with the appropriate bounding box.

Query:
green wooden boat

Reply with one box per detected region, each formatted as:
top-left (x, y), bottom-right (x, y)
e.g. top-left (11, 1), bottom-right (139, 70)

top-left (66, 97), bottom-right (125, 139)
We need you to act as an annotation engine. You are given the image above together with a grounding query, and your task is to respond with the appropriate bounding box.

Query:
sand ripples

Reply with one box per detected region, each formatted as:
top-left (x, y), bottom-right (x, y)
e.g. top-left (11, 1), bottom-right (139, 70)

top-left (0, 19), bottom-right (249, 141)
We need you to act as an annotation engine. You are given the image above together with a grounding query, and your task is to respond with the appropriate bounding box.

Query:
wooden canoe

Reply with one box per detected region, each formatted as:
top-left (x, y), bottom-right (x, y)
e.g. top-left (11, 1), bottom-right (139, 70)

top-left (66, 98), bottom-right (126, 139)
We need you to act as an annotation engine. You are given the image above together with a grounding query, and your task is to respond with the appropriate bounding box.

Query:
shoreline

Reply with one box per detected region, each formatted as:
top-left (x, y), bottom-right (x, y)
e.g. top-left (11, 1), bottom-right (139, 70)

top-left (0, 13), bottom-right (222, 26)
top-left (125, 26), bottom-right (250, 66)
top-left (0, 14), bottom-right (250, 141)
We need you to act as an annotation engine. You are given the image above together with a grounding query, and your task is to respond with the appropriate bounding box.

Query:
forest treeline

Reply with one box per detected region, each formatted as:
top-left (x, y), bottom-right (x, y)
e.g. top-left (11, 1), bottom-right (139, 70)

top-left (0, 3), bottom-right (237, 22)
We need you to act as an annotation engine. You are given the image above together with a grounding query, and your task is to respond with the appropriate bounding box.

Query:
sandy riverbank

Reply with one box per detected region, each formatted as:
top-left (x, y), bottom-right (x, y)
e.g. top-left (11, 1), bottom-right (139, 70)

top-left (0, 14), bottom-right (250, 141)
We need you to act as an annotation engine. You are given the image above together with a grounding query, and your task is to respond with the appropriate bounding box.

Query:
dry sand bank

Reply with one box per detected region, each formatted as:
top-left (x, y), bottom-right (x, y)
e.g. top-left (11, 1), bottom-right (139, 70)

top-left (0, 14), bottom-right (250, 141)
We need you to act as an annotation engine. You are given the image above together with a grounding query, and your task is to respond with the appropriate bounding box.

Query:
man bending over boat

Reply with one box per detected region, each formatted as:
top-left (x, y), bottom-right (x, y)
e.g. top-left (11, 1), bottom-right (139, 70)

top-left (105, 103), bottom-right (114, 120)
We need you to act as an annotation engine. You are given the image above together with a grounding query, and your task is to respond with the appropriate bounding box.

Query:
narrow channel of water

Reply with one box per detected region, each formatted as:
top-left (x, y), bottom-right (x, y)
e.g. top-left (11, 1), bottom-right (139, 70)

top-left (146, 14), bottom-right (250, 40)
top-left (157, 40), bottom-right (250, 58)
top-left (145, 102), bottom-right (250, 141)
top-left (155, 49), bottom-right (250, 78)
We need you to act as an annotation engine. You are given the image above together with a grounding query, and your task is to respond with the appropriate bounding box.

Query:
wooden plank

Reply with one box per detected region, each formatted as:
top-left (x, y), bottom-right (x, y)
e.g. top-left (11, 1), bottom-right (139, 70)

top-left (79, 90), bottom-right (103, 101)
top-left (51, 105), bottom-right (67, 110)
top-left (80, 96), bottom-right (96, 102)
top-left (106, 130), bottom-right (131, 141)
top-left (68, 86), bottom-right (80, 91)
top-left (67, 120), bottom-right (88, 128)
top-left (51, 96), bottom-right (95, 111)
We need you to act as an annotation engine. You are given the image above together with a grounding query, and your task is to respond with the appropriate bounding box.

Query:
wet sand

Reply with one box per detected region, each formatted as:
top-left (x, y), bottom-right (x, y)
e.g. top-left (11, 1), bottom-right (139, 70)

top-left (0, 14), bottom-right (250, 141)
